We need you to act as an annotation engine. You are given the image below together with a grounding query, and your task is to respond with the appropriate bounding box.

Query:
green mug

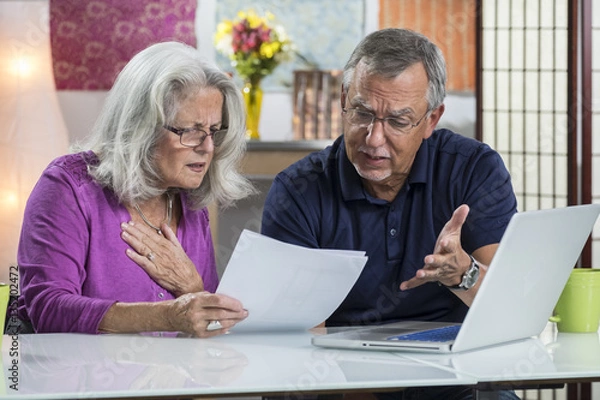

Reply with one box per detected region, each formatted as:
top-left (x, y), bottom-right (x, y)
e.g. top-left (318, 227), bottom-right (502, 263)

top-left (0, 284), bottom-right (9, 337)
top-left (549, 269), bottom-right (600, 333)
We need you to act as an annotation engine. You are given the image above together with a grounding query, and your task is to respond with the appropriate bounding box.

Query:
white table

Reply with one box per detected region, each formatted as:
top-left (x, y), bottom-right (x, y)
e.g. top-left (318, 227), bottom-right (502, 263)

top-left (399, 323), bottom-right (600, 386)
top-left (2, 323), bottom-right (598, 399)
top-left (0, 330), bottom-right (473, 399)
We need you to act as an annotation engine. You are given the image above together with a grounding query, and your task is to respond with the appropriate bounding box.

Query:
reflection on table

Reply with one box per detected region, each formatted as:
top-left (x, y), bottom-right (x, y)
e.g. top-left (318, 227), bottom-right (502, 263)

top-left (2, 323), bottom-right (598, 399)
top-left (1, 330), bottom-right (469, 399)
top-left (399, 322), bottom-right (600, 385)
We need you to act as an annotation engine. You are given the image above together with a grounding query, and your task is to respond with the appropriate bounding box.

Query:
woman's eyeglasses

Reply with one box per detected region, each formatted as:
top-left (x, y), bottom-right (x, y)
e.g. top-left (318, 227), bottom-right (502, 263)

top-left (164, 125), bottom-right (227, 147)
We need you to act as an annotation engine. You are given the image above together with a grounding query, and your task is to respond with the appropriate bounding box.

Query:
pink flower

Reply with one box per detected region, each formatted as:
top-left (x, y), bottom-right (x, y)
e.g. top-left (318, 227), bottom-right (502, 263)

top-left (213, 9), bottom-right (293, 82)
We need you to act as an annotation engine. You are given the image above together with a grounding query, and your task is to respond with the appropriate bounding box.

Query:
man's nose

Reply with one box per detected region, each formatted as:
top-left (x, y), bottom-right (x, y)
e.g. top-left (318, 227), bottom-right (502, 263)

top-left (365, 119), bottom-right (386, 145)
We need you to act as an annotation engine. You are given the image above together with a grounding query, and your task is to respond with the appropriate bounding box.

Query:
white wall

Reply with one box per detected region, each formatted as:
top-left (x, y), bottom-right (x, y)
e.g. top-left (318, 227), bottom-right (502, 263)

top-left (58, 0), bottom-right (475, 144)
top-left (59, 90), bottom-right (475, 144)
top-left (57, 91), bottom-right (108, 144)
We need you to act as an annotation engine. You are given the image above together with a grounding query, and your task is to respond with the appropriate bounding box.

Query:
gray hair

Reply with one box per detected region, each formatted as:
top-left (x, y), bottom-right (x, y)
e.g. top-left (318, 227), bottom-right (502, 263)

top-left (342, 28), bottom-right (446, 111)
top-left (76, 41), bottom-right (254, 209)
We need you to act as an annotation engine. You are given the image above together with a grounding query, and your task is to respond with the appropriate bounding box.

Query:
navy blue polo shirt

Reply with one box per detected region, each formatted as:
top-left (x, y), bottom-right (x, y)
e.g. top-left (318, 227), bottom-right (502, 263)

top-left (261, 129), bottom-right (517, 327)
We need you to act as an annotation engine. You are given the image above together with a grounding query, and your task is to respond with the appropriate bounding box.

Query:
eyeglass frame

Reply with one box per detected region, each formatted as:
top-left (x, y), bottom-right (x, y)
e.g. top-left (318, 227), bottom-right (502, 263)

top-left (341, 107), bottom-right (430, 135)
top-left (163, 125), bottom-right (227, 147)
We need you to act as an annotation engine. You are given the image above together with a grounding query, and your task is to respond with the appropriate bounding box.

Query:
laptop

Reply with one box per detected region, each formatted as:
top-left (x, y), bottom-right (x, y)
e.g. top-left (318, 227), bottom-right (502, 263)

top-left (312, 204), bottom-right (600, 353)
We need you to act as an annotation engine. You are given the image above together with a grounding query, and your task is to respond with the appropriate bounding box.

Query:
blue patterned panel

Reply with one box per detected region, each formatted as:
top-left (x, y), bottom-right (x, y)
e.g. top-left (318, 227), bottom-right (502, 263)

top-left (215, 0), bottom-right (366, 91)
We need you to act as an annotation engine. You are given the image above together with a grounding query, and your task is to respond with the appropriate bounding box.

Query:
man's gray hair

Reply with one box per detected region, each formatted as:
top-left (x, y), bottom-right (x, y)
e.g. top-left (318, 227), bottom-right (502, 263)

top-left (342, 28), bottom-right (447, 111)
top-left (77, 41), bottom-right (254, 209)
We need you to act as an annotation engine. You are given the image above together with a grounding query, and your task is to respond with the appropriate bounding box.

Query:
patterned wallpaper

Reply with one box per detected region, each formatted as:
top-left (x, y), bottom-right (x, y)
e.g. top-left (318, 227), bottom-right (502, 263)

top-left (379, 0), bottom-right (476, 92)
top-left (214, 0), bottom-right (366, 91)
top-left (50, 0), bottom-right (197, 90)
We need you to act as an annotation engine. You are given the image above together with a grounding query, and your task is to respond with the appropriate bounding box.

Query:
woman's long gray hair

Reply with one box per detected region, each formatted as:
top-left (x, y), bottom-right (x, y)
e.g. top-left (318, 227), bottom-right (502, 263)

top-left (77, 41), bottom-right (254, 209)
top-left (342, 28), bottom-right (446, 111)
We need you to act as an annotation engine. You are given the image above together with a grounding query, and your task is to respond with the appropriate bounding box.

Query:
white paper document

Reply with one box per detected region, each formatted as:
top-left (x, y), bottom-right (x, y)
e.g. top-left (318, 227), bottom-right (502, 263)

top-left (216, 230), bottom-right (368, 332)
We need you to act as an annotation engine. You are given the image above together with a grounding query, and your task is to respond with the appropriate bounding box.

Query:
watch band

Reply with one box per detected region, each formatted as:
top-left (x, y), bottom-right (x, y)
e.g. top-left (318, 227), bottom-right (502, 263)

top-left (448, 254), bottom-right (480, 291)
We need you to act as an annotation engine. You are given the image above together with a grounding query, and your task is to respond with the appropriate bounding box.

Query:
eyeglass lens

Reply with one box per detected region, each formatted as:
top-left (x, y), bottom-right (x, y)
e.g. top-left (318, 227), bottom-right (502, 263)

top-left (347, 109), bottom-right (419, 133)
top-left (180, 129), bottom-right (226, 147)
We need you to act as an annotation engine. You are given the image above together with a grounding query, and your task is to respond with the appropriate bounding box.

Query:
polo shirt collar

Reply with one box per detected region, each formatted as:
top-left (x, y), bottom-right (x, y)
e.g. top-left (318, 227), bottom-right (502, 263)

top-left (338, 135), bottom-right (429, 202)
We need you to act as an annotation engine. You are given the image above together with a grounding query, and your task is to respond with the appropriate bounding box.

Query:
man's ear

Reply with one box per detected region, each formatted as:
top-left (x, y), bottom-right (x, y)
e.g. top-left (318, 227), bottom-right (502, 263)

top-left (340, 87), bottom-right (347, 110)
top-left (422, 104), bottom-right (445, 139)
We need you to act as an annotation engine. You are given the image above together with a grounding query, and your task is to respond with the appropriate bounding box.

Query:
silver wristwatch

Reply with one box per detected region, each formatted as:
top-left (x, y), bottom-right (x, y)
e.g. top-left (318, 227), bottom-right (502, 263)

top-left (450, 255), bottom-right (480, 290)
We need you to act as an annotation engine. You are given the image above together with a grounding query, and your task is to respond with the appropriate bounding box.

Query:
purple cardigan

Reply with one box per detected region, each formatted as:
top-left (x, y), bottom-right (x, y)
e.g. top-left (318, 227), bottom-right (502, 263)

top-left (17, 151), bottom-right (219, 333)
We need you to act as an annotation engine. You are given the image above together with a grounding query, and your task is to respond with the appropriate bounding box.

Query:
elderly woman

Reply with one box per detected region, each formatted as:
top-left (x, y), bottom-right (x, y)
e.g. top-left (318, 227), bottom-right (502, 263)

top-left (17, 42), bottom-right (254, 337)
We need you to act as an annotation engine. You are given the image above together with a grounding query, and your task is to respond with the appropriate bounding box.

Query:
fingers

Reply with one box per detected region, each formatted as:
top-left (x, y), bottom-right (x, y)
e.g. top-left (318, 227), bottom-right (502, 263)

top-left (446, 204), bottom-right (470, 233)
top-left (401, 251), bottom-right (470, 290)
top-left (121, 221), bottom-right (162, 260)
top-left (121, 221), bottom-right (204, 295)
top-left (158, 222), bottom-right (178, 242)
top-left (433, 205), bottom-right (469, 252)
top-left (171, 293), bottom-right (249, 338)
top-left (121, 222), bottom-right (160, 275)
top-left (400, 205), bottom-right (471, 291)
top-left (399, 258), bottom-right (452, 291)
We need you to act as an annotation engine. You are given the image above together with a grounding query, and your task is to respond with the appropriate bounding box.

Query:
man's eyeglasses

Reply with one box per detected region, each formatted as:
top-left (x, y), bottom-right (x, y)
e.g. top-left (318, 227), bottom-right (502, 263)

top-left (342, 108), bottom-right (429, 135)
top-left (164, 125), bottom-right (227, 147)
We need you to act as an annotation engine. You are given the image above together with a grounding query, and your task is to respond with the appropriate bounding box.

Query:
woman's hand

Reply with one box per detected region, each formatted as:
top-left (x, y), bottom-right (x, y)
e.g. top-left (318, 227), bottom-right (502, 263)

top-left (99, 292), bottom-right (248, 337)
top-left (121, 220), bottom-right (204, 296)
top-left (168, 292), bottom-right (248, 338)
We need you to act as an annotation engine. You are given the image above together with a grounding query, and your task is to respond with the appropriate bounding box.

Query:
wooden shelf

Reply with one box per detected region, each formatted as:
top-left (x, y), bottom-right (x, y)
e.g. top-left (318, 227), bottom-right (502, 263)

top-left (241, 140), bottom-right (332, 177)
top-left (210, 140), bottom-right (333, 251)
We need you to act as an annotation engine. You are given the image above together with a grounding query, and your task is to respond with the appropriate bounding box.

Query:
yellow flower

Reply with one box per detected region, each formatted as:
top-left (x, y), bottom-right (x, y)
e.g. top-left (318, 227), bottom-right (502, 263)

top-left (213, 9), bottom-right (294, 83)
top-left (242, 10), bottom-right (263, 29)
top-left (215, 21), bottom-right (232, 38)
top-left (260, 42), bottom-right (278, 59)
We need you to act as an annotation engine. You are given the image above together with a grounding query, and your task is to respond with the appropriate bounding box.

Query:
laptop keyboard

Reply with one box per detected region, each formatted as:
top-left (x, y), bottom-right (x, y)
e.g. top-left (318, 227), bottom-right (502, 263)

top-left (387, 324), bottom-right (461, 342)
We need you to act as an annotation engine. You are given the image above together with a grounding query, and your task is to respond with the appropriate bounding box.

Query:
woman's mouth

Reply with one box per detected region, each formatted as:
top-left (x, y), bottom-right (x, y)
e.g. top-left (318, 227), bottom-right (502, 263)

top-left (187, 162), bottom-right (205, 172)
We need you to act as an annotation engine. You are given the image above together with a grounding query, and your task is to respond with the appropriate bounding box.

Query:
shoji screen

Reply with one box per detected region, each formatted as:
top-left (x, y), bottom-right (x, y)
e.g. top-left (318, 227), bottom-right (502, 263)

top-left (591, 1), bottom-right (600, 267)
top-left (480, 0), bottom-right (570, 212)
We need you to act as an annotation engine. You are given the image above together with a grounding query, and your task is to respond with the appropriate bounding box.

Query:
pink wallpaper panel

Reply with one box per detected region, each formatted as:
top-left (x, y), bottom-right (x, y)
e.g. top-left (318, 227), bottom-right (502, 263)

top-left (50, 0), bottom-right (197, 90)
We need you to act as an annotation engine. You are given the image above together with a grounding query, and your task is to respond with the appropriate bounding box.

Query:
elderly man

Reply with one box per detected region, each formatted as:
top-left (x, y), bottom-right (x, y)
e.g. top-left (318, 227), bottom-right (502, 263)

top-left (262, 28), bottom-right (518, 400)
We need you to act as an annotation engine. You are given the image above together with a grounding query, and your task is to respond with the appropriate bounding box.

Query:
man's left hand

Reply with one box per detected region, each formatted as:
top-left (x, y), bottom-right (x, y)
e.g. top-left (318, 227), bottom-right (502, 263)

top-left (400, 204), bottom-right (471, 291)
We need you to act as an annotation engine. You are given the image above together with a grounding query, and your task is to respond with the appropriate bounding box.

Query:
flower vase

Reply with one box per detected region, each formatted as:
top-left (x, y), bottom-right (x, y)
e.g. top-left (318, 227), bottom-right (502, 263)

top-left (242, 80), bottom-right (263, 140)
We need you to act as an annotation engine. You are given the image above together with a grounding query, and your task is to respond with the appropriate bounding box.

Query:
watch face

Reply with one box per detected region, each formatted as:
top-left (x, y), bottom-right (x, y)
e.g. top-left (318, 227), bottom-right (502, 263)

top-left (460, 259), bottom-right (480, 289)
